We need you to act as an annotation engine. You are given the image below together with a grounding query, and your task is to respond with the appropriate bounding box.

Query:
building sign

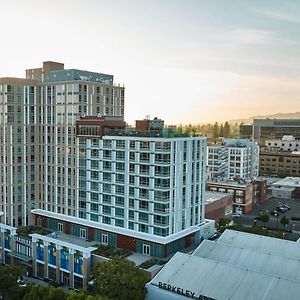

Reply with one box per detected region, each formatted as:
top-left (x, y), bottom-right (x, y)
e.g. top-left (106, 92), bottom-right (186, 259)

top-left (158, 282), bottom-right (216, 300)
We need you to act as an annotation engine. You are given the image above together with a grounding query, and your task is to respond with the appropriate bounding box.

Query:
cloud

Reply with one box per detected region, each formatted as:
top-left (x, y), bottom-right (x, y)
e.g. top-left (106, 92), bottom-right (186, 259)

top-left (222, 28), bottom-right (277, 46)
top-left (254, 9), bottom-right (300, 24)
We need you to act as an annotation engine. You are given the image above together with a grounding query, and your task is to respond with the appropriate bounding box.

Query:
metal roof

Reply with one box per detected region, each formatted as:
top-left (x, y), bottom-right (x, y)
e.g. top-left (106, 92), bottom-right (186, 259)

top-left (149, 252), bottom-right (300, 300)
top-left (194, 239), bottom-right (300, 283)
top-left (148, 230), bottom-right (300, 300)
top-left (218, 229), bottom-right (300, 260)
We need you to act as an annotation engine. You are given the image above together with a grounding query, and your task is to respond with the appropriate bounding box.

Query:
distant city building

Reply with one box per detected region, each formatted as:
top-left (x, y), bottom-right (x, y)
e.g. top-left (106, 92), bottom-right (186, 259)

top-left (146, 229), bottom-right (300, 300)
top-left (207, 145), bottom-right (228, 179)
top-left (259, 136), bottom-right (300, 177)
top-left (205, 191), bottom-right (233, 222)
top-left (207, 139), bottom-right (259, 181)
top-left (271, 177), bottom-right (300, 199)
top-left (239, 119), bottom-right (300, 144)
top-left (207, 179), bottom-right (267, 214)
top-left (265, 135), bottom-right (300, 152)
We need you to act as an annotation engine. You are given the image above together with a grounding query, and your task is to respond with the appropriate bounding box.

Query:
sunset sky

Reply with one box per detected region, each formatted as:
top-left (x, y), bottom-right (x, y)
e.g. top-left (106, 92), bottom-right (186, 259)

top-left (0, 0), bottom-right (299, 124)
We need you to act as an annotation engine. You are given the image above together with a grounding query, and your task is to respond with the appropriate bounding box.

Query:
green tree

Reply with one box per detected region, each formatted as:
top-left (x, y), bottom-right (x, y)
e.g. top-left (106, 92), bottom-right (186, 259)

top-left (260, 212), bottom-right (270, 227)
top-left (213, 122), bottom-right (219, 139)
top-left (67, 291), bottom-right (110, 300)
top-left (280, 216), bottom-right (289, 227)
top-left (219, 124), bottom-right (224, 137)
top-left (0, 264), bottom-right (24, 300)
top-left (23, 285), bottom-right (67, 300)
top-left (91, 257), bottom-right (149, 300)
top-left (219, 217), bottom-right (230, 227)
top-left (224, 121), bottom-right (230, 138)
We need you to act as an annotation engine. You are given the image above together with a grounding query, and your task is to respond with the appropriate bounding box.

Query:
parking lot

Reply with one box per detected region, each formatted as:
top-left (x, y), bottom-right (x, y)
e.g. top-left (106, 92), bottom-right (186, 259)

top-left (237, 196), bottom-right (300, 240)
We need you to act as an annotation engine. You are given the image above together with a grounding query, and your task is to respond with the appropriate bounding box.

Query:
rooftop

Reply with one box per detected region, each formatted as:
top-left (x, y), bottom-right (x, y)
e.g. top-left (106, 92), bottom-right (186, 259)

top-left (104, 127), bottom-right (199, 139)
top-left (205, 191), bottom-right (232, 203)
top-left (46, 232), bottom-right (97, 248)
top-left (148, 230), bottom-right (300, 300)
top-left (208, 179), bottom-right (249, 188)
top-left (48, 68), bottom-right (114, 84)
top-left (31, 209), bottom-right (213, 245)
top-left (272, 177), bottom-right (300, 188)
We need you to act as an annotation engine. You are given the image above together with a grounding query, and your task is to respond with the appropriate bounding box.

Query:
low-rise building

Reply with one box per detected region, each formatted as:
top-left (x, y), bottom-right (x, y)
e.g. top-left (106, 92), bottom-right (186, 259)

top-left (259, 136), bottom-right (300, 177)
top-left (259, 151), bottom-right (300, 177)
top-left (271, 177), bottom-right (300, 199)
top-left (207, 179), bottom-right (267, 214)
top-left (146, 229), bottom-right (300, 300)
top-left (205, 191), bottom-right (233, 221)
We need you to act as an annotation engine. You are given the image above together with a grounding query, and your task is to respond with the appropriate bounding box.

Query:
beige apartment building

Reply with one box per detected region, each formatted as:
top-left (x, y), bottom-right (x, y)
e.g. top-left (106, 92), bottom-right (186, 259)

top-left (259, 152), bottom-right (300, 177)
top-left (0, 61), bottom-right (125, 226)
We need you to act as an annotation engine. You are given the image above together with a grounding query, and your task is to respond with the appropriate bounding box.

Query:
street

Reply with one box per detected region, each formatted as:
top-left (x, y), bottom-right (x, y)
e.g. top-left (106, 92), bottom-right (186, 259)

top-left (236, 196), bottom-right (300, 241)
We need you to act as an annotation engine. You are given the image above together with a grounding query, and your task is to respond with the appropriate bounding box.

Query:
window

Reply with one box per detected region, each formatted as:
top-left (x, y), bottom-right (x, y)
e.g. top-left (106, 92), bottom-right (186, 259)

top-left (143, 244), bottom-right (150, 256)
top-left (102, 234), bottom-right (108, 245)
top-left (79, 228), bottom-right (86, 239)
top-left (58, 223), bottom-right (63, 232)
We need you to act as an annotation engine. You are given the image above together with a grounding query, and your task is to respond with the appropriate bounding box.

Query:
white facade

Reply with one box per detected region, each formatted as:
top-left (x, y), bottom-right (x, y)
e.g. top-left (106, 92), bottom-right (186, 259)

top-left (77, 136), bottom-right (207, 238)
top-left (207, 146), bottom-right (228, 180)
top-left (207, 139), bottom-right (259, 181)
top-left (265, 135), bottom-right (300, 152)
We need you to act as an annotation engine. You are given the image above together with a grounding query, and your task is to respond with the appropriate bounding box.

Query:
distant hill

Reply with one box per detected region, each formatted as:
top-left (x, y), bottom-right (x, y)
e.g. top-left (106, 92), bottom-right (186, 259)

top-left (228, 112), bottom-right (300, 125)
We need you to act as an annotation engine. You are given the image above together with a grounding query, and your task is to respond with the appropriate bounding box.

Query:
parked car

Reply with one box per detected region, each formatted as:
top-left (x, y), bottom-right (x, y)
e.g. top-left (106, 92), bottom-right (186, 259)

top-left (277, 206), bottom-right (288, 213)
top-left (281, 204), bottom-right (291, 210)
top-left (232, 213), bottom-right (241, 218)
top-left (271, 210), bottom-right (280, 216)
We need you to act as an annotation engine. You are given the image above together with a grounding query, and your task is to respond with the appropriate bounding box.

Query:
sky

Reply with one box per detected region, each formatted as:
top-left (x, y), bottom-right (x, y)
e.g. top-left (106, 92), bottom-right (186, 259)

top-left (0, 0), bottom-right (299, 124)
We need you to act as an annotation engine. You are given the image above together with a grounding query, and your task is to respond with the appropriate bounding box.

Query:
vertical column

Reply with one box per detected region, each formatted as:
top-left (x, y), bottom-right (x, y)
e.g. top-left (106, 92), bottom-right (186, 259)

top-left (43, 241), bottom-right (49, 279)
top-left (10, 229), bottom-right (17, 264)
top-left (56, 245), bottom-right (62, 285)
top-left (0, 228), bottom-right (5, 264)
top-left (69, 248), bottom-right (75, 289)
top-left (31, 238), bottom-right (37, 277)
top-left (82, 253), bottom-right (90, 291)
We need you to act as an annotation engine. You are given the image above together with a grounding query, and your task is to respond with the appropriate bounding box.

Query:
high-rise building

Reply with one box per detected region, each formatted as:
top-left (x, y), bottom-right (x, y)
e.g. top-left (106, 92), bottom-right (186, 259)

top-left (31, 116), bottom-right (212, 258)
top-left (0, 64), bottom-right (214, 289)
top-left (0, 61), bottom-right (125, 226)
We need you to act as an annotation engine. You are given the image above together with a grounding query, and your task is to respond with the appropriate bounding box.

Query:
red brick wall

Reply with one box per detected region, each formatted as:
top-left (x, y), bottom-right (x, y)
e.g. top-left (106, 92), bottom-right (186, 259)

top-left (117, 234), bottom-right (136, 252)
top-left (65, 222), bottom-right (71, 234)
top-left (185, 234), bottom-right (194, 248)
top-left (88, 227), bottom-right (94, 241)
top-left (244, 203), bottom-right (253, 214)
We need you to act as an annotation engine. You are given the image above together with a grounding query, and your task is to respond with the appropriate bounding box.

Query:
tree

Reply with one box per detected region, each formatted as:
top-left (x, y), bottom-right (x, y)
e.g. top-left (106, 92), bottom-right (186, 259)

top-left (0, 264), bottom-right (24, 300)
top-left (213, 122), bottom-right (219, 139)
top-left (280, 216), bottom-right (289, 227)
top-left (224, 121), bottom-right (230, 138)
top-left (67, 291), bottom-right (110, 300)
top-left (23, 285), bottom-right (67, 300)
top-left (260, 212), bottom-right (269, 227)
top-left (219, 217), bottom-right (230, 227)
top-left (219, 124), bottom-right (224, 137)
top-left (91, 257), bottom-right (149, 300)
